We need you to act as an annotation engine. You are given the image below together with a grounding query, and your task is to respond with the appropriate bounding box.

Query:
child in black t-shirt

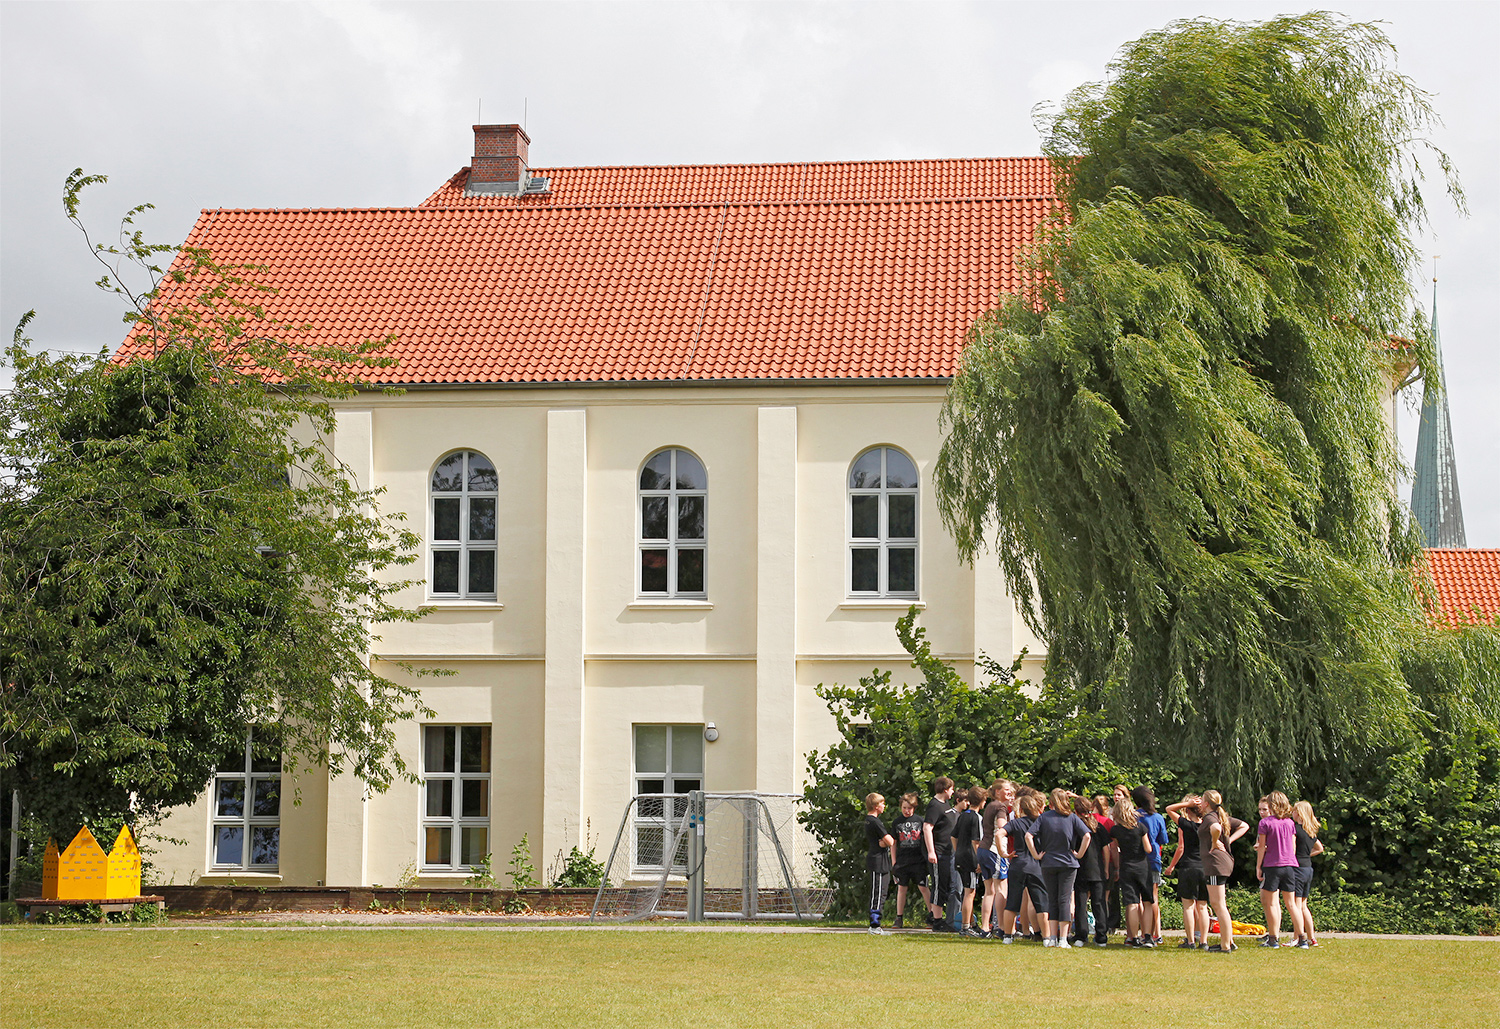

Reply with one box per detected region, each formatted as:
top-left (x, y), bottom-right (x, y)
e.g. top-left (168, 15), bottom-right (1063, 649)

top-left (922, 777), bottom-right (957, 930)
top-left (1108, 796), bottom-right (1155, 947)
top-left (952, 786), bottom-right (984, 936)
top-left (889, 792), bottom-right (928, 929)
top-left (863, 793), bottom-right (895, 934)
top-left (1000, 792), bottom-right (1047, 943)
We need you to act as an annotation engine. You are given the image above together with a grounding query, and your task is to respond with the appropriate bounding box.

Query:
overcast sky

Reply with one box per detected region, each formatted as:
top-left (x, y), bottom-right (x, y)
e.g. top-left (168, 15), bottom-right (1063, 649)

top-left (3, 1), bottom-right (1495, 544)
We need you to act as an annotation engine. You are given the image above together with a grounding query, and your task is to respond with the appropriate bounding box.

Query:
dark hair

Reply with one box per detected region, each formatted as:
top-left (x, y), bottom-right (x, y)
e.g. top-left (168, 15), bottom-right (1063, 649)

top-left (966, 786), bottom-right (986, 808)
top-left (931, 776), bottom-right (953, 794)
top-left (1131, 785), bottom-right (1156, 814)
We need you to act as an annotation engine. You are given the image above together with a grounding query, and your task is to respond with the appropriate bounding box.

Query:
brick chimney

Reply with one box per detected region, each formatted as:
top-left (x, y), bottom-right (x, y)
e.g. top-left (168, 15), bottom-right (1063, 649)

top-left (467, 124), bottom-right (530, 196)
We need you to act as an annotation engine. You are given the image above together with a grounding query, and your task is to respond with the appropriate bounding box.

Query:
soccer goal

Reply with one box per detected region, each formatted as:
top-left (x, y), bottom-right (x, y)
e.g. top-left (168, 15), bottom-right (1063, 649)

top-left (589, 792), bottom-right (832, 923)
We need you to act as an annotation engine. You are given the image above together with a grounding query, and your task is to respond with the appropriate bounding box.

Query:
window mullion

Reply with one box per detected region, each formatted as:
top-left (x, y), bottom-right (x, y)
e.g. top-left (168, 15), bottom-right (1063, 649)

top-left (672, 492), bottom-right (684, 597)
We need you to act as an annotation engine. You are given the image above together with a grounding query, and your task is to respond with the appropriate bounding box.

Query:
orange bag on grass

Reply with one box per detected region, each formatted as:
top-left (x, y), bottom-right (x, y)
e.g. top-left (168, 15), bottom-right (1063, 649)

top-left (1208, 919), bottom-right (1267, 936)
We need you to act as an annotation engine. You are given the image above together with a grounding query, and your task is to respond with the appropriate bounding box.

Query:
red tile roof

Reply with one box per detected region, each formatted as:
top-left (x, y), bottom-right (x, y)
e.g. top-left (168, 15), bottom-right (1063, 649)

top-left (117, 158), bottom-right (1059, 385)
top-left (1423, 549), bottom-right (1500, 627)
top-left (420, 158), bottom-right (1056, 208)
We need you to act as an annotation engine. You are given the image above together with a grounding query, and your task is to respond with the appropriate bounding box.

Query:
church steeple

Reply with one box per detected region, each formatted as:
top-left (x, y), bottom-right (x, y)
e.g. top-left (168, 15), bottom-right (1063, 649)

top-left (1411, 285), bottom-right (1466, 548)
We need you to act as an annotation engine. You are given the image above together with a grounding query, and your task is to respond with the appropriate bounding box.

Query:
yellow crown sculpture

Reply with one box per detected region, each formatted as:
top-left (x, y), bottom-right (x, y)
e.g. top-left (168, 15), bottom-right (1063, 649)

top-left (41, 825), bottom-right (142, 901)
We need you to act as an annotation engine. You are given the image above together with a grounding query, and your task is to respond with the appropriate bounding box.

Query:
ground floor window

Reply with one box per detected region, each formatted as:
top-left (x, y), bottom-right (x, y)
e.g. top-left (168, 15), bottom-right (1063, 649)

top-left (632, 724), bottom-right (704, 872)
top-left (211, 729), bottom-right (281, 869)
top-left (422, 725), bottom-right (491, 870)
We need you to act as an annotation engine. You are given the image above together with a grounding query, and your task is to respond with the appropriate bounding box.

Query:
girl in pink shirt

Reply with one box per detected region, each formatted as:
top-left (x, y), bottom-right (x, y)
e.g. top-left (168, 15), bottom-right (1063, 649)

top-left (1255, 791), bottom-right (1299, 947)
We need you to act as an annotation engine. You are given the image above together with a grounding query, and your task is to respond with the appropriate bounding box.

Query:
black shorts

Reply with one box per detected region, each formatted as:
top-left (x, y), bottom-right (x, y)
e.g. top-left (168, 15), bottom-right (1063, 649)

top-left (956, 865), bottom-right (980, 892)
top-left (1119, 865), bottom-right (1152, 906)
top-left (1293, 865), bottom-right (1313, 899)
top-left (1176, 866), bottom-right (1208, 903)
top-left (893, 863), bottom-right (929, 888)
top-left (1261, 866), bottom-right (1298, 893)
top-left (1205, 874), bottom-right (1230, 887)
top-left (1003, 870), bottom-right (1046, 915)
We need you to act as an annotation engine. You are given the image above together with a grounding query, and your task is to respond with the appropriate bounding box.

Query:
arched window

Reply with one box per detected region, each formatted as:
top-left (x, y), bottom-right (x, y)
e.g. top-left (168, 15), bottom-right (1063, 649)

top-left (430, 450), bottom-right (498, 598)
top-left (848, 446), bottom-right (918, 597)
top-left (638, 448), bottom-right (707, 597)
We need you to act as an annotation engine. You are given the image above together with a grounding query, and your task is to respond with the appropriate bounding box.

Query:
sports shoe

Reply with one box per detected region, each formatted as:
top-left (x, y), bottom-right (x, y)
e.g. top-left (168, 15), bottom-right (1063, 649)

top-left (975, 930), bottom-right (992, 940)
top-left (1259, 936), bottom-right (1281, 948)
top-left (1140, 937), bottom-right (1156, 949)
top-left (960, 927), bottom-right (983, 938)
top-left (1177, 940), bottom-right (1197, 948)
top-left (1206, 943), bottom-right (1236, 952)
top-left (1294, 938), bottom-right (1311, 949)
top-left (1308, 938), bottom-right (1320, 947)
top-left (1094, 938), bottom-right (1107, 947)
top-left (1124, 937), bottom-right (1141, 947)
top-left (1000, 933), bottom-right (1014, 944)
top-left (893, 915), bottom-right (904, 930)
top-left (868, 925), bottom-right (887, 935)
top-left (1152, 935), bottom-right (1163, 946)
top-left (1071, 939), bottom-right (1085, 948)
top-left (1042, 937), bottom-right (1056, 948)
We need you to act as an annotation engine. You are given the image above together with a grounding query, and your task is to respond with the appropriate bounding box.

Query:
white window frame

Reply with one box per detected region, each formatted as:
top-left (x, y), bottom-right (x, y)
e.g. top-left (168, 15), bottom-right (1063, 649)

top-left (421, 724), bottom-right (492, 873)
top-left (210, 731), bottom-right (281, 871)
top-left (637, 448), bottom-right (708, 599)
top-left (429, 449), bottom-right (499, 600)
top-left (631, 724), bottom-right (705, 875)
top-left (847, 445), bottom-right (920, 598)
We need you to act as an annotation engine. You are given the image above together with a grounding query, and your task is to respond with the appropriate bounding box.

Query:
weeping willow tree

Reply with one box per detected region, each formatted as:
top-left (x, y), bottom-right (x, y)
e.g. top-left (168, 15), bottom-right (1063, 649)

top-left (935, 13), bottom-right (1467, 798)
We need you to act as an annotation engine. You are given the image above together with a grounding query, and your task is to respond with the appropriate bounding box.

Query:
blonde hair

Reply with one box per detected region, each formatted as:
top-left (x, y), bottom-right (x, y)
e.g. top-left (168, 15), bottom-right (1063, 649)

top-left (1267, 791), bottom-right (1293, 819)
top-left (865, 793), bottom-right (885, 813)
top-left (1203, 789), bottom-right (1231, 842)
top-left (1019, 793), bottom-right (1045, 817)
top-left (901, 792), bottom-right (919, 810)
top-left (1292, 800), bottom-right (1320, 838)
top-left (1111, 797), bottom-right (1139, 829)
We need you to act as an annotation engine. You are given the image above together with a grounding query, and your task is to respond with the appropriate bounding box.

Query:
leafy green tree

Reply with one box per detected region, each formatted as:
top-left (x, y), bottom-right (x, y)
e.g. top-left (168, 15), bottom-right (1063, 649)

top-left (934, 14), bottom-right (1473, 800)
top-left (1, 172), bottom-right (432, 841)
top-left (801, 610), bottom-right (1189, 916)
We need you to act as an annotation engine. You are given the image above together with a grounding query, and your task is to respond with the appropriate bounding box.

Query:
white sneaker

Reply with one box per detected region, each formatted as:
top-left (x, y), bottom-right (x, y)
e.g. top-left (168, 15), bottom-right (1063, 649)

top-left (1042, 937), bottom-right (1055, 947)
top-left (868, 925), bottom-right (887, 935)
top-left (1071, 939), bottom-right (1085, 948)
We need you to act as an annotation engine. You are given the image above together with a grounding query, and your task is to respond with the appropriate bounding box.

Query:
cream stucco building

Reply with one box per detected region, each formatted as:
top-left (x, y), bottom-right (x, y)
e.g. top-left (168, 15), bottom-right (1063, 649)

top-left (142, 126), bottom-right (1058, 888)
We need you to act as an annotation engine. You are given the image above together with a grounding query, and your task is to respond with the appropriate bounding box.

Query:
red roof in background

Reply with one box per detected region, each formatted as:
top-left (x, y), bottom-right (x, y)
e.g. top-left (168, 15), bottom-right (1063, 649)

top-left (1424, 549), bottom-right (1500, 627)
top-left (117, 158), bottom-right (1059, 385)
top-left (420, 158), bottom-right (1056, 208)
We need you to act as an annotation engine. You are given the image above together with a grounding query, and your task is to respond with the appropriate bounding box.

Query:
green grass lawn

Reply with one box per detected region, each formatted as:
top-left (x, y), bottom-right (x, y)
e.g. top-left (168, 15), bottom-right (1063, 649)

top-left (3, 928), bottom-right (1497, 1028)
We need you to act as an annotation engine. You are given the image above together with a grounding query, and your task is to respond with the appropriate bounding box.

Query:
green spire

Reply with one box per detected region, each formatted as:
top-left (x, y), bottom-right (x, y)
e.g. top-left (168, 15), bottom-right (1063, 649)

top-left (1411, 286), bottom-right (1467, 547)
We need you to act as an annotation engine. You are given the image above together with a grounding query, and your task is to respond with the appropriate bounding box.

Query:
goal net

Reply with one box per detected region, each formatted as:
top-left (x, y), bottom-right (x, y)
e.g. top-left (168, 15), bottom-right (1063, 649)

top-left (589, 792), bottom-right (831, 922)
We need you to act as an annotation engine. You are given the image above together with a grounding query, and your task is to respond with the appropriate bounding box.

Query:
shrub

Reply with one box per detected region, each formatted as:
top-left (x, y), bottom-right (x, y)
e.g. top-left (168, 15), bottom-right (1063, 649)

top-left (802, 609), bottom-right (1190, 917)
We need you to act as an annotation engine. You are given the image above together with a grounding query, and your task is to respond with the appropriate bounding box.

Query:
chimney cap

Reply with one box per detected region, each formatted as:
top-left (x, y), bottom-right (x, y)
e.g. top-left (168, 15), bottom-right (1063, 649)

top-left (473, 123), bottom-right (531, 144)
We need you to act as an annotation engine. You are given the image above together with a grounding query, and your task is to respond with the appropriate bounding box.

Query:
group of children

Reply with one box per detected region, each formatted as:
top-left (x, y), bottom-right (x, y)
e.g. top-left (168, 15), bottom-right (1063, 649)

top-left (862, 777), bottom-right (1324, 952)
